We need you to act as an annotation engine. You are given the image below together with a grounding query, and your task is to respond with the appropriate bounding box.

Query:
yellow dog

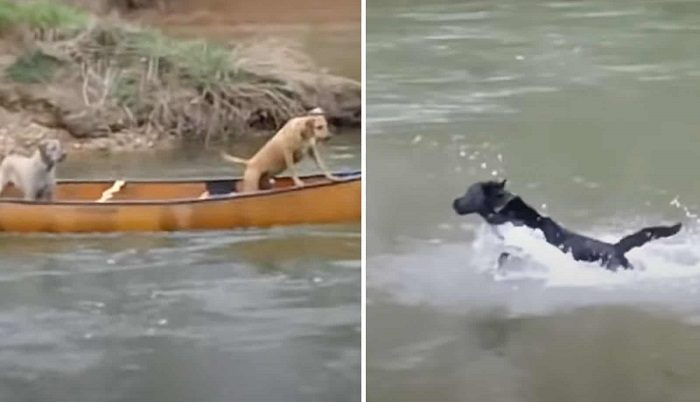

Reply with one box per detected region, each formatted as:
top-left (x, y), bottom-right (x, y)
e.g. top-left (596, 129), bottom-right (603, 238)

top-left (221, 107), bottom-right (340, 192)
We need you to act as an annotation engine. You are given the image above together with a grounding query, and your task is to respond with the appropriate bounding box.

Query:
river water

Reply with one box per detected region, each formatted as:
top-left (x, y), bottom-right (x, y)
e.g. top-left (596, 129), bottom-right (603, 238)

top-left (0, 133), bottom-right (360, 402)
top-left (0, 0), bottom-right (360, 397)
top-left (367, 1), bottom-right (700, 401)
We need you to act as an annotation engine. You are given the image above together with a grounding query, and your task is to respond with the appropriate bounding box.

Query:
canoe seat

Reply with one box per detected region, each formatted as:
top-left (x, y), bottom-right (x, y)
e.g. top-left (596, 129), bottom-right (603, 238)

top-left (97, 180), bottom-right (126, 202)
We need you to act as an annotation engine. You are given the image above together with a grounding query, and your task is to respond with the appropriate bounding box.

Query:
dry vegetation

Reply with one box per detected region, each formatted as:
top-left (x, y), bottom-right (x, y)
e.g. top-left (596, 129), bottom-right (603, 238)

top-left (0, 0), bottom-right (360, 152)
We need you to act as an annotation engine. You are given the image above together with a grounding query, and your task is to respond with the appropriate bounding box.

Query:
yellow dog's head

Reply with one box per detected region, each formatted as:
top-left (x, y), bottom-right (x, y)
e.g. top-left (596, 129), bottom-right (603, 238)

top-left (301, 107), bottom-right (331, 142)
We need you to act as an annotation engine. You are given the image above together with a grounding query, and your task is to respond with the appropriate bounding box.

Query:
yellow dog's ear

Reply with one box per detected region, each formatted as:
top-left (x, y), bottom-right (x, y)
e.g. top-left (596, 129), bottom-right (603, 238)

top-left (308, 107), bottom-right (324, 116)
top-left (301, 119), bottom-right (315, 139)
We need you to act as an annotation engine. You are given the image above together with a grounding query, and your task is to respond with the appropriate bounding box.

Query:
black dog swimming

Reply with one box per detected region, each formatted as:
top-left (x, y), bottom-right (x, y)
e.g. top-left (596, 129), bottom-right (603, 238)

top-left (453, 180), bottom-right (682, 271)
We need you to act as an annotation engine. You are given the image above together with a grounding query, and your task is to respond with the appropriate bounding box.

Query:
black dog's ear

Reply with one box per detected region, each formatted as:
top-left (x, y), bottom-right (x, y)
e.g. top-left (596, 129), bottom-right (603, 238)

top-left (484, 179), bottom-right (507, 196)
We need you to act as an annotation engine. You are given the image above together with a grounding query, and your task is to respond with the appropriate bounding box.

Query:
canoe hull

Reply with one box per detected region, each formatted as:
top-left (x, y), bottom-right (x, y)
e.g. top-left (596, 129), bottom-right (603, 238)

top-left (0, 175), bottom-right (360, 233)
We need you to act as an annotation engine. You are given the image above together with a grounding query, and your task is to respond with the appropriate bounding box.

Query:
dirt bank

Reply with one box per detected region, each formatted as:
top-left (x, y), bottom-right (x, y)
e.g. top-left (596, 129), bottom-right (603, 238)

top-left (0, 0), bottom-right (360, 155)
top-left (67, 0), bottom-right (359, 23)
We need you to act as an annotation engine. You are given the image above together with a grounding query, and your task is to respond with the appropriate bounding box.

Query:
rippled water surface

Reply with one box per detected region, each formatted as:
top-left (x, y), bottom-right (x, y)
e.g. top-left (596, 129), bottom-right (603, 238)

top-left (368, 1), bottom-right (700, 401)
top-left (0, 132), bottom-right (360, 402)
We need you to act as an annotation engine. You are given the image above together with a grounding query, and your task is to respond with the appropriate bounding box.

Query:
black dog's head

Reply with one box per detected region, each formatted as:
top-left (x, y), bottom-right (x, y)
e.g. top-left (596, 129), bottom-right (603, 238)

top-left (452, 180), bottom-right (512, 216)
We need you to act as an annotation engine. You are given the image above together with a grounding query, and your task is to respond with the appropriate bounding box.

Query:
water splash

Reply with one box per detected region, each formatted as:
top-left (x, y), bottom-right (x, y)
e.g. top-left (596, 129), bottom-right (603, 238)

top-left (670, 196), bottom-right (700, 225)
top-left (470, 222), bottom-right (700, 288)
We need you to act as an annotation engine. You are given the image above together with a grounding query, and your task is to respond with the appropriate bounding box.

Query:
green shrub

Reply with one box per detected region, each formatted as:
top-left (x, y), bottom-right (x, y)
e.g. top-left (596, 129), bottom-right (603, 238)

top-left (5, 50), bottom-right (62, 83)
top-left (0, 0), bottom-right (87, 33)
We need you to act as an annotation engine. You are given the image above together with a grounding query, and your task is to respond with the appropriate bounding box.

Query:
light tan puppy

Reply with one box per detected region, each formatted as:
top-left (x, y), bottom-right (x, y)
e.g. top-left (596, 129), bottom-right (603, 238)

top-left (221, 108), bottom-right (340, 192)
top-left (0, 139), bottom-right (66, 201)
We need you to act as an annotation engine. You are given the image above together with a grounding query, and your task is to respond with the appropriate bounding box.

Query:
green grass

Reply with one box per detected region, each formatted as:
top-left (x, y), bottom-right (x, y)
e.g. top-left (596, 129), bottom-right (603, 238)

top-left (125, 30), bottom-right (237, 86)
top-left (0, 0), bottom-right (254, 88)
top-left (5, 50), bottom-right (62, 83)
top-left (0, 0), bottom-right (87, 33)
top-left (0, 3), bottom-right (19, 32)
top-left (0, 3), bottom-right (273, 99)
top-left (171, 40), bottom-right (232, 84)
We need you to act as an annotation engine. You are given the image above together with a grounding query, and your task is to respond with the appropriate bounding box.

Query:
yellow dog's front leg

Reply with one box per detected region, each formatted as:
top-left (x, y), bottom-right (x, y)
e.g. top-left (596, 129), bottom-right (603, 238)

top-left (309, 142), bottom-right (342, 181)
top-left (284, 150), bottom-right (305, 187)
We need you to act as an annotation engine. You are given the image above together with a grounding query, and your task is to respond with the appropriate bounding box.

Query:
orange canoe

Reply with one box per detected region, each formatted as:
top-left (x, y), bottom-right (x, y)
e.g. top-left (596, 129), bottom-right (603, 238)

top-left (0, 171), bottom-right (361, 233)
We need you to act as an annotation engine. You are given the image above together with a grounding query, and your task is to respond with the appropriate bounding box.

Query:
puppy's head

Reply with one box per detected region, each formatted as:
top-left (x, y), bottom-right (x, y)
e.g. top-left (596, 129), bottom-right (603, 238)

top-left (38, 139), bottom-right (66, 169)
top-left (453, 180), bottom-right (510, 216)
top-left (302, 107), bottom-right (331, 142)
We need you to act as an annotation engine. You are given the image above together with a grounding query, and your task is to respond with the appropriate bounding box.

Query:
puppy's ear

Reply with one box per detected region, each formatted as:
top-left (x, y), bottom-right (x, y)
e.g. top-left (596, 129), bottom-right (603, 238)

top-left (37, 141), bottom-right (48, 158)
top-left (498, 179), bottom-right (507, 188)
top-left (301, 119), bottom-right (315, 139)
top-left (37, 141), bottom-right (53, 168)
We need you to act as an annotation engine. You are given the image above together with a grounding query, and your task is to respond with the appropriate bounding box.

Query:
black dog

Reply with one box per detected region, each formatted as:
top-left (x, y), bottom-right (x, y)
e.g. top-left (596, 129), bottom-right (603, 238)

top-left (453, 180), bottom-right (682, 271)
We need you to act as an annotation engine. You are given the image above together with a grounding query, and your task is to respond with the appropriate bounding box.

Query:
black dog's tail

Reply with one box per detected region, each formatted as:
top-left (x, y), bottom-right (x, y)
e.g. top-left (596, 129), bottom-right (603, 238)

top-left (614, 223), bottom-right (682, 254)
